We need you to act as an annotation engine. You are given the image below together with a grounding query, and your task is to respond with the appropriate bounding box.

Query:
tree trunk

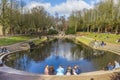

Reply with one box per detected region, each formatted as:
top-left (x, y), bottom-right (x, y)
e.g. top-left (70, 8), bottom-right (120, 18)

top-left (105, 27), bottom-right (107, 33)
top-left (87, 27), bottom-right (89, 32)
top-left (75, 24), bottom-right (77, 32)
top-left (20, 28), bottom-right (23, 34)
top-left (97, 27), bottom-right (100, 33)
top-left (90, 27), bottom-right (92, 32)
top-left (115, 25), bottom-right (118, 34)
top-left (2, 26), bottom-right (6, 36)
top-left (9, 27), bottom-right (14, 35)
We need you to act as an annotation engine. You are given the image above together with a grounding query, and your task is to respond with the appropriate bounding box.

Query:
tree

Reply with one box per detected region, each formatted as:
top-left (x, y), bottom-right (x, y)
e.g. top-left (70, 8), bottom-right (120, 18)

top-left (0, 0), bottom-right (9, 35)
top-left (68, 0), bottom-right (120, 34)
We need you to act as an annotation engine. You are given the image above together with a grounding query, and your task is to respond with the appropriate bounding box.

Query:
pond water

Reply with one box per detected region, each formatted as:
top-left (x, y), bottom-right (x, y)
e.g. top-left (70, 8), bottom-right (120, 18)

top-left (4, 39), bottom-right (120, 74)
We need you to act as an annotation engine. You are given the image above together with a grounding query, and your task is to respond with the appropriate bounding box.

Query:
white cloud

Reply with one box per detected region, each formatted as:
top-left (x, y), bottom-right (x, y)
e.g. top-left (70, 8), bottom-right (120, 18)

top-left (114, 0), bottom-right (119, 5)
top-left (24, 1), bottom-right (51, 11)
top-left (51, 0), bottom-right (92, 16)
top-left (24, 0), bottom-right (94, 17)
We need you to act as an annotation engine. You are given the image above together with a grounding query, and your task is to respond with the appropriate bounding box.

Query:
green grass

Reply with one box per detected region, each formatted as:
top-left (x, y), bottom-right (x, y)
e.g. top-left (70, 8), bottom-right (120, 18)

top-left (76, 37), bottom-right (92, 45)
top-left (33, 37), bottom-right (47, 45)
top-left (77, 32), bottom-right (120, 44)
top-left (0, 35), bottom-right (35, 46)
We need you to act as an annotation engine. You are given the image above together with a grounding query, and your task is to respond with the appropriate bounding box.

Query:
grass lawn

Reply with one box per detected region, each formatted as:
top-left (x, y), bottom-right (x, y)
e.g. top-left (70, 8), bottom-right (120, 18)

top-left (0, 35), bottom-right (35, 46)
top-left (77, 32), bottom-right (120, 44)
top-left (76, 37), bottom-right (92, 45)
top-left (33, 37), bottom-right (47, 45)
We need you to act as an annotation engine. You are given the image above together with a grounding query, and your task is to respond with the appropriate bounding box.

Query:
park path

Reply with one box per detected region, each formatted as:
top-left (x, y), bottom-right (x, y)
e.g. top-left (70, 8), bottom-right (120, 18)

top-left (99, 43), bottom-right (120, 54)
top-left (0, 38), bottom-right (39, 66)
top-left (0, 38), bottom-right (38, 52)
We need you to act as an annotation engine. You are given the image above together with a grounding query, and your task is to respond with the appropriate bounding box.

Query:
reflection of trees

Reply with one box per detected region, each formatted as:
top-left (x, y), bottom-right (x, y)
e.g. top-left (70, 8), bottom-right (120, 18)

top-left (5, 52), bottom-right (31, 70)
top-left (70, 43), bottom-right (105, 61)
top-left (70, 42), bottom-right (120, 70)
top-left (5, 41), bottom-right (53, 70)
top-left (76, 42), bottom-right (120, 70)
top-left (71, 45), bottom-right (83, 60)
top-left (27, 42), bottom-right (52, 62)
top-left (91, 52), bottom-right (120, 70)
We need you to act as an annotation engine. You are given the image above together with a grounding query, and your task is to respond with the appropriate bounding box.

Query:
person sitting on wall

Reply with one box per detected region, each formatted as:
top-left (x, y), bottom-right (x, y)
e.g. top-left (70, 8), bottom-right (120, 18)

top-left (75, 65), bottom-right (81, 75)
top-left (65, 65), bottom-right (73, 75)
top-left (56, 65), bottom-right (64, 76)
top-left (72, 65), bottom-right (78, 75)
top-left (44, 65), bottom-right (49, 75)
top-left (49, 65), bottom-right (55, 75)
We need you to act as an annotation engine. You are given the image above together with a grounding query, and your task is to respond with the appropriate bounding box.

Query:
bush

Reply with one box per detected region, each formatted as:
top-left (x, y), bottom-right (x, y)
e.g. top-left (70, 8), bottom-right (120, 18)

top-left (65, 27), bottom-right (76, 34)
top-left (48, 29), bottom-right (58, 35)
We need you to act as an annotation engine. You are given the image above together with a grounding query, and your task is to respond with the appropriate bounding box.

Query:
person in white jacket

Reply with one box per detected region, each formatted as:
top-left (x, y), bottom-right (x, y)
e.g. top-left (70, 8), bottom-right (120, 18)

top-left (114, 61), bottom-right (120, 69)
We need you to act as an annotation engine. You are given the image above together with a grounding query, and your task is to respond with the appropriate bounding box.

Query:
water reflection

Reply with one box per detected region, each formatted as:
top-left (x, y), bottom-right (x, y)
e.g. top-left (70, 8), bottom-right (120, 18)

top-left (5, 39), bottom-right (120, 74)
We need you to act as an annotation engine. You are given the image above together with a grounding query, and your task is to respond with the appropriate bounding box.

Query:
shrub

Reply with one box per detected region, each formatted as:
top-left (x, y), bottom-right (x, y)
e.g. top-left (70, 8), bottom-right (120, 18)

top-left (48, 29), bottom-right (58, 35)
top-left (65, 27), bottom-right (76, 34)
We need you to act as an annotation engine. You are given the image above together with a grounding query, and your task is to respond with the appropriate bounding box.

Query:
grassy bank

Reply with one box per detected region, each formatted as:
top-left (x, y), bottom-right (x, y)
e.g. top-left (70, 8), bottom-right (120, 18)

top-left (33, 37), bottom-right (47, 45)
top-left (0, 36), bottom-right (35, 46)
top-left (77, 32), bottom-right (120, 44)
top-left (76, 37), bottom-right (92, 45)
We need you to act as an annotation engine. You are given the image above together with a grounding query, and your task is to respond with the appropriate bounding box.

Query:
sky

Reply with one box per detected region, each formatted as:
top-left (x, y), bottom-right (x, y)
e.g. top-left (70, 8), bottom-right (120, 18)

top-left (23, 0), bottom-right (101, 17)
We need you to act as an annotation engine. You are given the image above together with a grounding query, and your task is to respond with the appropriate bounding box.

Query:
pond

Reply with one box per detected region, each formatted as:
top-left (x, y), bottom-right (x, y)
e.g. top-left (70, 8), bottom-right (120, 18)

top-left (4, 39), bottom-right (120, 74)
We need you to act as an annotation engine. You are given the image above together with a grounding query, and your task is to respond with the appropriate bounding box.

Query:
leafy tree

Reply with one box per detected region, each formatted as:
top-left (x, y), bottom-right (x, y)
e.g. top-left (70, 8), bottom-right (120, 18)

top-left (68, 0), bottom-right (120, 34)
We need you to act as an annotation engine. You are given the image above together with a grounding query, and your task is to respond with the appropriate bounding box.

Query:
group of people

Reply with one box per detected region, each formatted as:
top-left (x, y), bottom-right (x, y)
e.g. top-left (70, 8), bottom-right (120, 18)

top-left (94, 40), bottom-right (106, 48)
top-left (104, 60), bottom-right (120, 70)
top-left (0, 47), bottom-right (9, 53)
top-left (44, 65), bottom-right (81, 76)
